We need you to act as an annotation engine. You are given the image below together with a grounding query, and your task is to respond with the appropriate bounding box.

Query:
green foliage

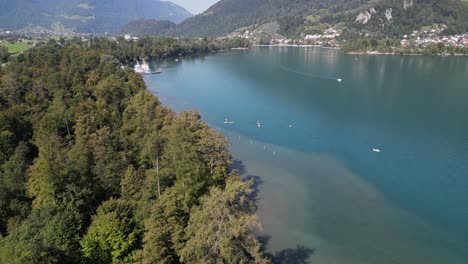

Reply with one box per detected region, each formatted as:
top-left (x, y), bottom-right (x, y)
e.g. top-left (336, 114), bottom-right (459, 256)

top-left (0, 38), bottom-right (265, 264)
top-left (0, 205), bottom-right (82, 264)
top-left (180, 176), bottom-right (268, 264)
top-left (81, 199), bottom-right (142, 264)
top-left (121, 19), bottom-right (177, 36)
top-left (142, 187), bottom-right (190, 264)
top-left (170, 0), bottom-right (370, 37)
top-left (0, 46), bottom-right (9, 63)
top-left (278, 16), bottom-right (305, 38)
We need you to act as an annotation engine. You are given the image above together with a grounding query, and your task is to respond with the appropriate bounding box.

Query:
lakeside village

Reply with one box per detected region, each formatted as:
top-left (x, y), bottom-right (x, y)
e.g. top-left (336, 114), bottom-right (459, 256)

top-left (224, 24), bottom-right (468, 52)
top-left (1, 23), bottom-right (468, 57)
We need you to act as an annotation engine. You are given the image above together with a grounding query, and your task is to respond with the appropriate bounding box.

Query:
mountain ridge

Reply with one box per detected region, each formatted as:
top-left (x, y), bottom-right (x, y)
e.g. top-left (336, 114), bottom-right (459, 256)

top-left (168, 0), bottom-right (468, 37)
top-left (0, 0), bottom-right (192, 33)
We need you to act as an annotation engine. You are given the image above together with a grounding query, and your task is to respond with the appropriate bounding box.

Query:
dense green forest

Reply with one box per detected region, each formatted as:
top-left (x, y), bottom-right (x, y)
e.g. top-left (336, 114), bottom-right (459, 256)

top-left (0, 38), bottom-right (266, 263)
top-left (121, 20), bottom-right (176, 36)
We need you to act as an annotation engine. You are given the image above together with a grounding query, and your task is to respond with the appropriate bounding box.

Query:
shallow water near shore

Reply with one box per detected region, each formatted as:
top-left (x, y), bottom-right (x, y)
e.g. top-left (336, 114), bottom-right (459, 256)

top-left (145, 47), bottom-right (468, 263)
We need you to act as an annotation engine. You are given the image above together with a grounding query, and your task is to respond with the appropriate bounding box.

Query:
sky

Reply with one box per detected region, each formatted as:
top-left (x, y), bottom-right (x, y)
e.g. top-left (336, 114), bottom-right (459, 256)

top-left (169, 0), bottom-right (219, 14)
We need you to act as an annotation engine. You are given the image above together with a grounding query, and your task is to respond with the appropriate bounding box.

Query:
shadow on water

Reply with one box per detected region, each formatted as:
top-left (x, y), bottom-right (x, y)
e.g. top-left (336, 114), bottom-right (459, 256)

top-left (235, 159), bottom-right (315, 264)
top-left (259, 235), bottom-right (315, 264)
top-left (230, 159), bottom-right (247, 175)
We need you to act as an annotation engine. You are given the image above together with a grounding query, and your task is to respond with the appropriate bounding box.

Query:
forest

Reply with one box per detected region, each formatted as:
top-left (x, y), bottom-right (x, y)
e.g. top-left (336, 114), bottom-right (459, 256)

top-left (0, 37), bottom-right (266, 263)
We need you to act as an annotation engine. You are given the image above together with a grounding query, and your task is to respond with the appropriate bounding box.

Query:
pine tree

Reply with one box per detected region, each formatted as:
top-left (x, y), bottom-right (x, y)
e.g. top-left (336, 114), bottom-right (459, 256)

top-left (180, 176), bottom-right (269, 264)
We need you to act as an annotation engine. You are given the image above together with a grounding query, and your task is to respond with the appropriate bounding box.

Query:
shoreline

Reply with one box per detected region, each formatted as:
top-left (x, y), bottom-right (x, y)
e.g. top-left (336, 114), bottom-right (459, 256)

top-left (253, 44), bottom-right (340, 49)
top-left (250, 44), bottom-right (468, 56)
top-left (346, 51), bottom-right (468, 56)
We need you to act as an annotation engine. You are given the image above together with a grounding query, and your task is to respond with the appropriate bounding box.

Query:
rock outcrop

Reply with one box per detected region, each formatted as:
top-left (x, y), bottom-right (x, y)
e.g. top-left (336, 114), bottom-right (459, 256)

top-left (385, 8), bottom-right (393, 21)
top-left (355, 8), bottom-right (377, 24)
top-left (404, 0), bottom-right (414, 10)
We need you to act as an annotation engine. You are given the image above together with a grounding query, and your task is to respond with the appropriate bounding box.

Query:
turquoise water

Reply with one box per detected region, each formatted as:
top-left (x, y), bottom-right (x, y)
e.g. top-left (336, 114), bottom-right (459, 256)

top-left (145, 47), bottom-right (468, 263)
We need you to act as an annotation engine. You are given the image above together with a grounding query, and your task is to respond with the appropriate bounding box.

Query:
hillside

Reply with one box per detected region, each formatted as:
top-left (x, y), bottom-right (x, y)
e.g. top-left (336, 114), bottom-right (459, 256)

top-left (330, 0), bottom-right (468, 36)
top-left (168, 0), bottom-right (370, 37)
top-left (168, 0), bottom-right (468, 37)
top-left (121, 19), bottom-right (176, 36)
top-left (0, 0), bottom-right (192, 33)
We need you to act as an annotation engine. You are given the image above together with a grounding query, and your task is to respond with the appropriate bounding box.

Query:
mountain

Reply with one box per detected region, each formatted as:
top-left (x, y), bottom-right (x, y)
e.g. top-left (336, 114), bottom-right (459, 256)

top-left (0, 0), bottom-right (192, 33)
top-left (329, 0), bottom-right (468, 36)
top-left (168, 0), bottom-right (371, 37)
top-left (121, 19), bottom-right (176, 36)
top-left (168, 0), bottom-right (468, 37)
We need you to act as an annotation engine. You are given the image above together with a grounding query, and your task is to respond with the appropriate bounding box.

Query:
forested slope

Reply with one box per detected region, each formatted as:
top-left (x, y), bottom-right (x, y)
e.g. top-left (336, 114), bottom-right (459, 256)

top-left (0, 38), bottom-right (265, 263)
top-left (121, 20), bottom-right (176, 36)
top-left (169, 0), bottom-right (370, 37)
top-left (0, 0), bottom-right (192, 33)
top-left (168, 0), bottom-right (468, 37)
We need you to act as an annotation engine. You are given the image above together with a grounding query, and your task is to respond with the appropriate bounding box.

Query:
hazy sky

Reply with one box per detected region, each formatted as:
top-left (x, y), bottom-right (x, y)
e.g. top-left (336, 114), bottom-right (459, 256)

top-left (170, 0), bottom-right (219, 14)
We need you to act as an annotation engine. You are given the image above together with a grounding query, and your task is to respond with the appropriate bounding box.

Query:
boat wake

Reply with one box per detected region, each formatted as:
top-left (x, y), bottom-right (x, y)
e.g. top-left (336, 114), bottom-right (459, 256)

top-left (279, 65), bottom-right (338, 81)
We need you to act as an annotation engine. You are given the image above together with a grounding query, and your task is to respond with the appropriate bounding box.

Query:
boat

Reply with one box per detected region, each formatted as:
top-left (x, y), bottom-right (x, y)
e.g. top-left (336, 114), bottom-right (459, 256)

top-left (337, 79), bottom-right (343, 82)
top-left (224, 118), bottom-right (234, 124)
top-left (134, 59), bottom-right (151, 75)
top-left (372, 148), bottom-right (381, 153)
top-left (256, 120), bottom-right (261, 128)
top-left (141, 60), bottom-right (151, 74)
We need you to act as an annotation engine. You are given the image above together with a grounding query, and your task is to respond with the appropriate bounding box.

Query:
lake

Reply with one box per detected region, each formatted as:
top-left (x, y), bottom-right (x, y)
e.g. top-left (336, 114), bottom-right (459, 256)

top-left (145, 47), bottom-right (468, 264)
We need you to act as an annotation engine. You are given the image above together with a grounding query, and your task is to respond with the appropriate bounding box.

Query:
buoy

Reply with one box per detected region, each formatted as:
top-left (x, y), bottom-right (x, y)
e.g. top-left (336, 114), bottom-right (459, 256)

top-left (289, 124), bottom-right (293, 128)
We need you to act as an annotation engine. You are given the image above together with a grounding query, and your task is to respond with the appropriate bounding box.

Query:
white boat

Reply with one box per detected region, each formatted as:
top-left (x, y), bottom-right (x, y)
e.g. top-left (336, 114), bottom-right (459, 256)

top-left (134, 60), bottom-right (151, 74)
top-left (142, 60), bottom-right (151, 74)
top-left (223, 118), bottom-right (235, 124)
top-left (372, 148), bottom-right (381, 153)
top-left (256, 120), bottom-right (261, 128)
top-left (337, 79), bottom-right (343, 82)
top-left (134, 64), bottom-right (144, 74)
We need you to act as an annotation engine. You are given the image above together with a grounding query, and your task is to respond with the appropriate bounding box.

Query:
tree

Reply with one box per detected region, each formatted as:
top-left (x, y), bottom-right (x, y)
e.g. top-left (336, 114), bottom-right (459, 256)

top-left (81, 199), bottom-right (142, 264)
top-left (27, 135), bottom-right (68, 208)
top-left (142, 187), bottom-right (190, 264)
top-left (0, 142), bottom-right (32, 235)
top-left (0, 205), bottom-right (82, 264)
top-left (0, 46), bottom-right (9, 63)
top-left (180, 176), bottom-right (268, 264)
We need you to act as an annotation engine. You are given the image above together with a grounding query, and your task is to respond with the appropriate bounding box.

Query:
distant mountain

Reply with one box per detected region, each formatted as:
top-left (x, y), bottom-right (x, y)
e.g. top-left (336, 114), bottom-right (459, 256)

top-left (168, 0), bottom-right (468, 37)
top-left (121, 19), bottom-right (176, 36)
top-left (0, 0), bottom-right (192, 33)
